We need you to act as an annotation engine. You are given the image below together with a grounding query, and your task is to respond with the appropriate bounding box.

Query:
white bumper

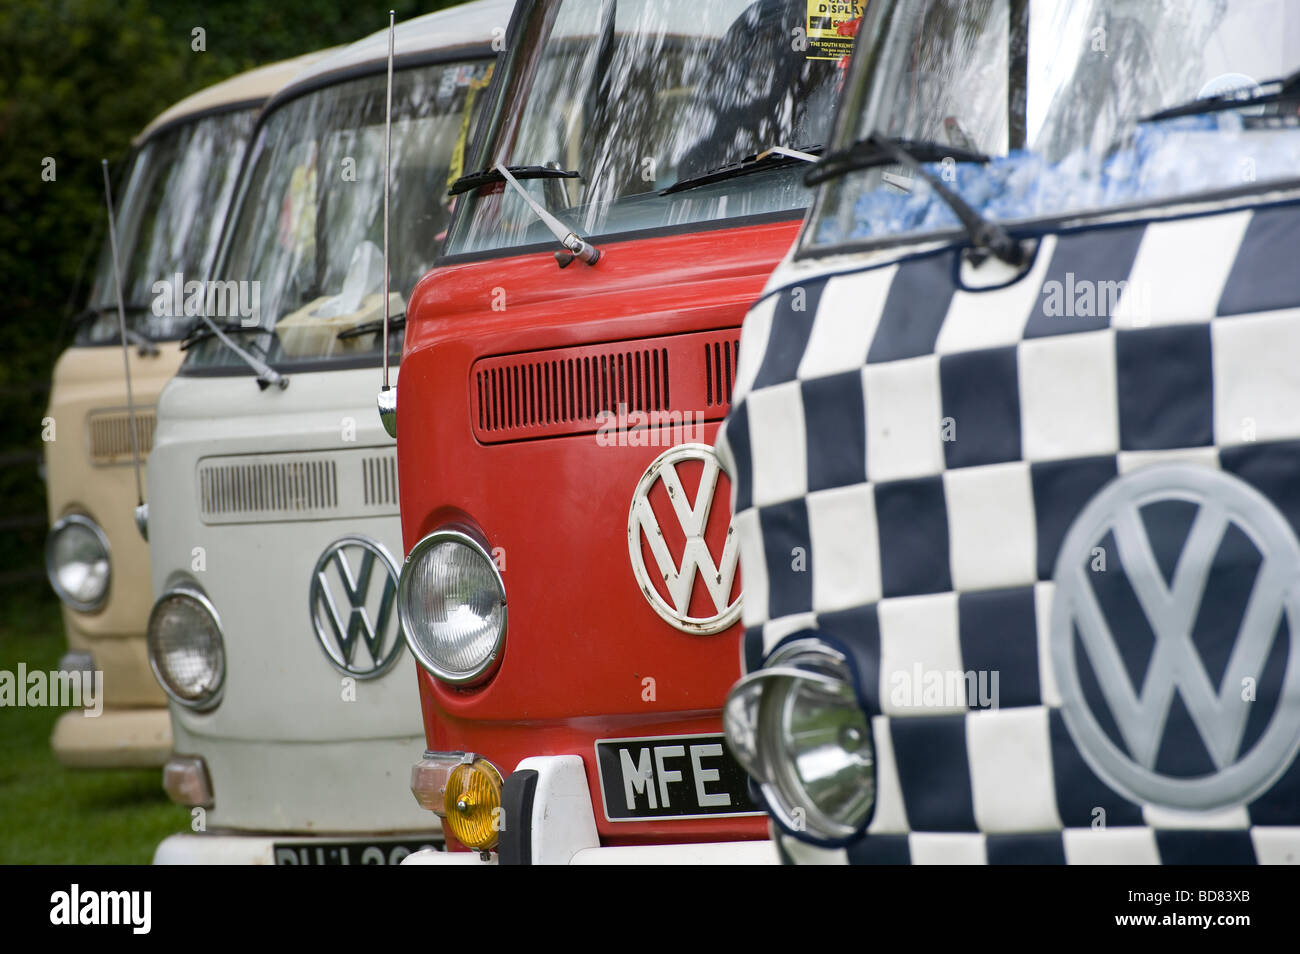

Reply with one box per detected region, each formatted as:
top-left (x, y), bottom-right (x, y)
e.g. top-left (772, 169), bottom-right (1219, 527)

top-left (154, 832), bottom-right (442, 865)
top-left (401, 755), bottom-right (777, 865)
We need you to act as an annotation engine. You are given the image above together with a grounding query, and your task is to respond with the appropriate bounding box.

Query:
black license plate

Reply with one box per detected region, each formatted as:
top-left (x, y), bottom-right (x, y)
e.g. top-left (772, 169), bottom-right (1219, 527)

top-left (272, 839), bottom-right (439, 865)
top-left (595, 733), bottom-right (762, 822)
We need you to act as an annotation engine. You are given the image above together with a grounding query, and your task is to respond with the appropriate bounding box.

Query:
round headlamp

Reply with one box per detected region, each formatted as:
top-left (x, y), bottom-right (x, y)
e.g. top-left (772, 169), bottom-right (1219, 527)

top-left (398, 530), bottom-right (506, 685)
top-left (724, 637), bottom-right (874, 844)
top-left (147, 585), bottom-right (225, 710)
top-left (45, 514), bottom-right (111, 612)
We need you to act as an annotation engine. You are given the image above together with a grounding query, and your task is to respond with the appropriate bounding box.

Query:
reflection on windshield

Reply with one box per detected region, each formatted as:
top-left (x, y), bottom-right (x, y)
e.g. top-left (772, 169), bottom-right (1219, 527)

top-left (80, 108), bottom-right (257, 345)
top-left (812, 0), bottom-right (1300, 248)
top-left (184, 60), bottom-right (492, 370)
top-left (448, 0), bottom-right (850, 256)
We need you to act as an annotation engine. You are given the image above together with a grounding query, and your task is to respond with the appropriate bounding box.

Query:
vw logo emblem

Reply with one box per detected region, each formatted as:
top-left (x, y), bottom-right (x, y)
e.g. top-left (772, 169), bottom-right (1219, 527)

top-left (309, 535), bottom-right (405, 679)
top-left (1051, 465), bottom-right (1300, 811)
top-left (628, 443), bottom-right (741, 636)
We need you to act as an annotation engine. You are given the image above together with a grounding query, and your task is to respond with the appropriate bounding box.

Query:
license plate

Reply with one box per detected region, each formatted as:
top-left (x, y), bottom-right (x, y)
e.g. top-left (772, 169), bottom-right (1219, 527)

top-left (272, 839), bottom-right (439, 865)
top-left (594, 733), bottom-right (762, 822)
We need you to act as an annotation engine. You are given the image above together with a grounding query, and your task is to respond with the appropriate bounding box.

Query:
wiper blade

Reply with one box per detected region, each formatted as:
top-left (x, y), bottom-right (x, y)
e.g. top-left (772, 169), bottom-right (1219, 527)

top-left (179, 320), bottom-right (272, 352)
top-left (337, 313), bottom-right (406, 340)
top-left (178, 306), bottom-right (286, 389)
top-left (71, 305), bottom-right (160, 353)
top-left (492, 163), bottom-right (600, 267)
top-left (829, 132), bottom-right (1024, 267)
top-left (74, 303), bottom-right (155, 324)
top-left (1141, 67), bottom-right (1300, 123)
top-left (806, 136), bottom-right (990, 187)
top-left (660, 145), bottom-right (822, 196)
top-left (448, 164), bottom-right (580, 197)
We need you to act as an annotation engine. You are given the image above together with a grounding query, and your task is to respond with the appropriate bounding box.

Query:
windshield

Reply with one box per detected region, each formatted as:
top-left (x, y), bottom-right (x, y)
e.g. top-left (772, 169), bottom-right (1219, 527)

top-left (810, 0), bottom-right (1300, 250)
top-left (446, 0), bottom-right (852, 257)
top-left (183, 58), bottom-right (493, 372)
top-left (80, 107), bottom-right (257, 345)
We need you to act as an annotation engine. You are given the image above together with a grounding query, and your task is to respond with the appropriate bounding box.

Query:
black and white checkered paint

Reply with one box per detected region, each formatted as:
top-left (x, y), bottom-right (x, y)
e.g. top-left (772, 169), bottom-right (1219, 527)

top-left (718, 196), bottom-right (1300, 864)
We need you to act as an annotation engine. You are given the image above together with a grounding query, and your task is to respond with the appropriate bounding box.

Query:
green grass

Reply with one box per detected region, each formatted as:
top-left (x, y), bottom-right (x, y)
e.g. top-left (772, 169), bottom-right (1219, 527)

top-left (0, 593), bottom-right (189, 864)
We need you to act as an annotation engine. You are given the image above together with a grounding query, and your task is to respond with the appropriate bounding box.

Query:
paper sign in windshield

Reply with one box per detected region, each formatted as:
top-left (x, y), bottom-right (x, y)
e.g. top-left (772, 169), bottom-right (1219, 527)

top-left (806, 0), bottom-right (865, 61)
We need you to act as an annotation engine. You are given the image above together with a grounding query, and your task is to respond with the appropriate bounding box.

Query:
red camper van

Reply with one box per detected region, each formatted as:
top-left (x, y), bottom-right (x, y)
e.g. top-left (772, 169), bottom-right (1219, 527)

top-left (393, 0), bottom-right (855, 863)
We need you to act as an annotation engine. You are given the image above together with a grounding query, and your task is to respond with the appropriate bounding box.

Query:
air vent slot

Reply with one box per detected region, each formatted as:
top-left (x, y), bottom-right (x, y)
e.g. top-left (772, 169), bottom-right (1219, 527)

top-left (362, 452), bottom-right (399, 507)
top-left (470, 329), bottom-right (739, 443)
top-left (87, 407), bottom-right (156, 466)
top-left (704, 339), bottom-right (739, 407)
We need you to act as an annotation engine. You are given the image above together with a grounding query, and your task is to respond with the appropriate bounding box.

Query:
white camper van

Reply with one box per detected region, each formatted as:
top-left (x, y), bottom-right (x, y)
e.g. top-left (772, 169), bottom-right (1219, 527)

top-left (45, 52), bottom-right (325, 768)
top-left (145, 0), bottom-right (511, 864)
top-left (721, 0), bottom-right (1300, 865)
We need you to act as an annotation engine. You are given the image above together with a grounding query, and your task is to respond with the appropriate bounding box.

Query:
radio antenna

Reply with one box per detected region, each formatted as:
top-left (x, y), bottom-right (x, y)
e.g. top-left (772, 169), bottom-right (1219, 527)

top-left (377, 9), bottom-right (398, 438)
top-left (101, 159), bottom-right (145, 515)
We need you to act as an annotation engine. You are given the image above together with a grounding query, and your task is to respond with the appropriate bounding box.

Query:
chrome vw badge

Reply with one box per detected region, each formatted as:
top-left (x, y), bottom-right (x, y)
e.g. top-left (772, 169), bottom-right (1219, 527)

top-left (628, 443), bottom-right (741, 635)
top-left (309, 535), bottom-right (405, 678)
top-left (1051, 465), bottom-right (1300, 811)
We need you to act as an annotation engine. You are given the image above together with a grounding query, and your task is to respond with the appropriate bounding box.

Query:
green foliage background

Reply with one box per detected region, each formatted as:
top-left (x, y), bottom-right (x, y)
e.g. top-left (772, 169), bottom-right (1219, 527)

top-left (0, 0), bottom-right (464, 594)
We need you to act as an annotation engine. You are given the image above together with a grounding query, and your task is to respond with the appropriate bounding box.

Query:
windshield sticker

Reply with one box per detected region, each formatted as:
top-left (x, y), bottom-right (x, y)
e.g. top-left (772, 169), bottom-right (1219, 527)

top-left (806, 0), bottom-right (865, 61)
top-left (447, 64), bottom-right (495, 192)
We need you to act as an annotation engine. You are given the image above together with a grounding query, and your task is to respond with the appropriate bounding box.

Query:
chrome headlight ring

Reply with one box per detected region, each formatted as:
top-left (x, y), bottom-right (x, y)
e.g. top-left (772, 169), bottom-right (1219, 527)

top-left (146, 583), bottom-right (226, 711)
top-left (45, 513), bottom-right (112, 612)
top-left (724, 635), bottom-right (875, 846)
top-left (397, 528), bottom-right (507, 685)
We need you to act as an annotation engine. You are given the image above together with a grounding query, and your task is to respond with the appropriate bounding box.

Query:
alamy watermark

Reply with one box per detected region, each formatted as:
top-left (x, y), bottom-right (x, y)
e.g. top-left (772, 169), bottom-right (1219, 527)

top-left (596, 403), bottom-right (706, 448)
top-left (0, 664), bottom-right (103, 716)
top-left (889, 664), bottom-right (1000, 709)
top-left (151, 272), bottom-right (259, 325)
top-left (1040, 272), bottom-right (1153, 323)
top-left (50, 884), bottom-right (150, 934)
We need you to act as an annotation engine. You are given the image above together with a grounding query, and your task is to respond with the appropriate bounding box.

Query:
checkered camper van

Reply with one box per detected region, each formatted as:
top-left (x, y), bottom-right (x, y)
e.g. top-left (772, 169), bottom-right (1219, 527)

top-left (718, 0), bottom-right (1300, 864)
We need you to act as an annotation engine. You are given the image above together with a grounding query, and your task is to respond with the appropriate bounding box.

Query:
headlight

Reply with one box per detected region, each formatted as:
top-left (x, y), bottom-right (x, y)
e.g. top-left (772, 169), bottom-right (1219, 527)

top-left (724, 637), bottom-right (874, 844)
top-left (398, 529), bottom-right (506, 685)
top-left (45, 514), bottom-right (111, 611)
top-left (147, 586), bottom-right (225, 710)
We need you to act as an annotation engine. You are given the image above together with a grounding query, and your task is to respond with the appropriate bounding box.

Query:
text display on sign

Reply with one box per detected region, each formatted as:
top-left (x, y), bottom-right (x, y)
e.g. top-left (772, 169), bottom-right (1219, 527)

top-left (595, 734), bottom-right (763, 821)
top-left (806, 0), bottom-right (866, 60)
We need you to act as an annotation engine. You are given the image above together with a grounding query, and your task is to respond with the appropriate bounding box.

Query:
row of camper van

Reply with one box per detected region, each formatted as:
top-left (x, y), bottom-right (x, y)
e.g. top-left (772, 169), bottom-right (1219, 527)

top-left (47, 0), bottom-right (1300, 866)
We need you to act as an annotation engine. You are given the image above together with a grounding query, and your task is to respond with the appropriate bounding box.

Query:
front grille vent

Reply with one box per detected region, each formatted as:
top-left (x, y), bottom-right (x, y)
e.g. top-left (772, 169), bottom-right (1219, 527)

top-left (200, 458), bottom-right (337, 518)
top-left (476, 348), bottom-right (669, 434)
top-left (87, 407), bottom-right (156, 465)
top-left (470, 329), bottom-right (740, 443)
top-left (196, 447), bottom-right (400, 524)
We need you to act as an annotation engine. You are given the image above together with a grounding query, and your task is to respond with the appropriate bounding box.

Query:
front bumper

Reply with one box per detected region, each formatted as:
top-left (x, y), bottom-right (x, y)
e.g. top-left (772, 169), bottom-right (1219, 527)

top-left (154, 832), bottom-right (442, 866)
top-left (168, 723), bottom-right (435, 832)
top-left (50, 706), bottom-right (171, 768)
top-left (402, 755), bottom-right (777, 865)
top-left (403, 840), bottom-right (777, 865)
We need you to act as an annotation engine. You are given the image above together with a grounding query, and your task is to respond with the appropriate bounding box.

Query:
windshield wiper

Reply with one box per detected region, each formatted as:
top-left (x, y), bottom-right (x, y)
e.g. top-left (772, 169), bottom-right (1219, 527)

top-left (660, 145), bottom-right (822, 196)
top-left (1141, 67), bottom-right (1300, 123)
top-left (337, 313), bottom-right (406, 340)
top-left (179, 319), bottom-right (273, 352)
top-left (448, 164), bottom-right (580, 197)
top-left (806, 136), bottom-right (991, 187)
top-left (72, 305), bottom-right (160, 355)
top-left (488, 163), bottom-right (601, 267)
top-left (812, 132), bottom-right (1024, 267)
